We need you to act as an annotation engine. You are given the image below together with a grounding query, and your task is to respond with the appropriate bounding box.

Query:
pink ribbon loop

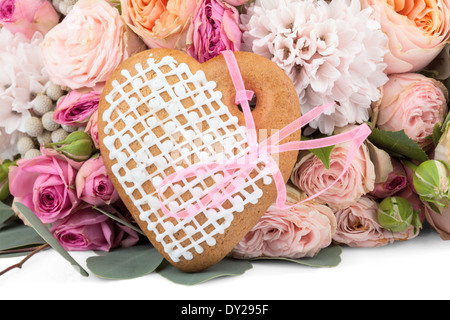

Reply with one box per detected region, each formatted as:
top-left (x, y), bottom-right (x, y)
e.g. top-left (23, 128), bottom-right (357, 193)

top-left (157, 50), bottom-right (372, 219)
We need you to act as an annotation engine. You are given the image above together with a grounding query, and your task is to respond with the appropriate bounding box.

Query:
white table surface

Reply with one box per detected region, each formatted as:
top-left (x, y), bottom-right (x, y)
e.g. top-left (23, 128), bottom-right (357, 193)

top-left (1, 224), bottom-right (450, 300)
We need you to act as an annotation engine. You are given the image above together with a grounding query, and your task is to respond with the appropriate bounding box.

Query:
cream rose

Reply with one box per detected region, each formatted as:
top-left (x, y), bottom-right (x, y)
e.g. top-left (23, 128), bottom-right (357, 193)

top-left (375, 73), bottom-right (448, 149)
top-left (363, 0), bottom-right (450, 74)
top-left (290, 126), bottom-right (376, 210)
top-left (121, 0), bottom-right (200, 49)
top-left (40, 0), bottom-right (145, 90)
top-left (230, 198), bottom-right (336, 259)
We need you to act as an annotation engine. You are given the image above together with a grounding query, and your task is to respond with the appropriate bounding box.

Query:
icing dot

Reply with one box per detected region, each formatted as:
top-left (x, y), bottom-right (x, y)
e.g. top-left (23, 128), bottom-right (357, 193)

top-left (133, 78), bottom-right (143, 87)
top-left (206, 238), bottom-right (216, 246)
top-left (191, 187), bottom-right (203, 198)
top-left (117, 152), bottom-right (128, 163)
top-left (183, 252), bottom-right (193, 260)
top-left (168, 201), bottom-right (180, 213)
top-left (185, 225), bottom-right (196, 236)
top-left (164, 221), bottom-right (175, 232)
top-left (263, 176), bottom-right (272, 185)
top-left (167, 102), bottom-right (179, 115)
top-left (155, 156), bottom-right (168, 167)
top-left (136, 150), bottom-right (148, 163)
top-left (128, 97), bottom-right (139, 108)
top-left (148, 196), bottom-right (160, 209)
top-left (195, 246), bottom-right (204, 254)
top-left (164, 121), bottom-right (176, 134)
top-left (146, 117), bottom-right (157, 127)
top-left (152, 176), bottom-right (163, 188)
top-left (185, 130), bottom-right (195, 140)
top-left (131, 168), bottom-right (147, 182)
top-left (172, 184), bottom-right (183, 195)
top-left (203, 134), bottom-right (214, 144)
top-left (188, 112), bottom-right (199, 122)
top-left (122, 133), bottom-right (132, 144)
top-left (174, 83), bottom-right (186, 96)
top-left (124, 115), bottom-right (135, 126)
top-left (161, 140), bottom-right (174, 152)
top-left (209, 118), bottom-right (220, 129)
top-left (148, 98), bottom-right (161, 109)
top-left (181, 148), bottom-right (190, 158)
top-left (143, 135), bottom-right (153, 146)
top-left (150, 78), bottom-right (164, 91)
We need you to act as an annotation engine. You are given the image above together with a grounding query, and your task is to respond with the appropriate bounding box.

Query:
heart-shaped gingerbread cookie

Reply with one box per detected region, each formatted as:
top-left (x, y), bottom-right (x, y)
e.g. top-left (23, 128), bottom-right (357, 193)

top-left (98, 48), bottom-right (301, 272)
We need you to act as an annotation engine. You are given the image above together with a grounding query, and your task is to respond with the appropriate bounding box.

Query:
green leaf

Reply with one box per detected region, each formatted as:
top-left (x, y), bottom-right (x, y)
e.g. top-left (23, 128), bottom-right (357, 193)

top-left (0, 224), bottom-right (45, 252)
top-left (86, 244), bottom-right (163, 280)
top-left (14, 202), bottom-right (89, 277)
top-left (157, 258), bottom-right (253, 285)
top-left (249, 245), bottom-right (342, 267)
top-left (302, 136), bottom-right (335, 169)
top-left (368, 128), bottom-right (428, 162)
top-left (92, 206), bottom-right (145, 236)
top-left (0, 200), bottom-right (15, 226)
top-left (432, 122), bottom-right (444, 146)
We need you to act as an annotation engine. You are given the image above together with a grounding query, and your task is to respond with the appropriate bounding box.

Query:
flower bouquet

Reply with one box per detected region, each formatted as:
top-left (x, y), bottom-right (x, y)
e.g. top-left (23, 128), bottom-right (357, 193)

top-left (0, 0), bottom-right (449, 285)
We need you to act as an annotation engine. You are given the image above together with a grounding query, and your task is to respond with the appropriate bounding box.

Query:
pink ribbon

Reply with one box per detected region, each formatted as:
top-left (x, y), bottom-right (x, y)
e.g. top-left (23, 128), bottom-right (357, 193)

top-left (157, 50), bottom-right (372, 219)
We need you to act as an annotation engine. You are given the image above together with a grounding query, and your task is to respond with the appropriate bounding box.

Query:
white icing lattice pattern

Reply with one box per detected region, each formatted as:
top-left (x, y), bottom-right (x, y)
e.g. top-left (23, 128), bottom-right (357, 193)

top-left (102, 55), bottom-right (272, 263)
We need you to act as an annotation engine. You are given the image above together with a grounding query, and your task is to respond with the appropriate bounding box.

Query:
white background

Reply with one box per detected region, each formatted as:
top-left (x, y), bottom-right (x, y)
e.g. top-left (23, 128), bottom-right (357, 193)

top-left (1, 224), bottom-right (450, 300)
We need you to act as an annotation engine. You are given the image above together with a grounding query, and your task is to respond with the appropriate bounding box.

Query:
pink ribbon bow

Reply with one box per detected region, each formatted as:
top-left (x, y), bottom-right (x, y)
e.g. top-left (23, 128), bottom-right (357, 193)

top-left (158, 50), bottom-right (372, 219)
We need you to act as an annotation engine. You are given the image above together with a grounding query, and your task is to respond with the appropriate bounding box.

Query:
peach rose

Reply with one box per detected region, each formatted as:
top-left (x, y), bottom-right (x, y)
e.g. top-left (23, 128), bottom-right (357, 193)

top-left (121, 0), bottom-right (200, 49)
top-left (290, 126), bottom-right (376, 210)
top-left (230, 197), bottom-right (336, 260)
top-left (40, 0), bottom-right (145, 90)
top-left (363, 0), bottom-right (450, 74)
top-left (375, 73), bottom-right (448, 149)
top-left (424, 203), bottom-right (450, 240)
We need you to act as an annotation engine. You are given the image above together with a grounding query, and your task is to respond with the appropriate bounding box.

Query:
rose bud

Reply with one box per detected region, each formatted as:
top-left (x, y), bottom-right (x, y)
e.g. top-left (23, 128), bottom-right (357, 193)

top-left (377, 196), bottom-right (422, 233)
top-left (46, 131), bottom-right (95, 162)
top-left (0, 159), bottom-right (16, 201)
top-left (370, 158), bottom-right (407, 198)
top-left (413, 160), bottom-right (450, 208)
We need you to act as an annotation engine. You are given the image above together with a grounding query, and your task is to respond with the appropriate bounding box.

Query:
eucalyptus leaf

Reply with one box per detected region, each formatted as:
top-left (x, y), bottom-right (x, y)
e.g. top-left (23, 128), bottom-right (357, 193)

top-left (250, 245), bottom-right (342, 267)
top-left (92, 206), bottom-right (145, 236)
top-left (157, 258), bottom-right (253, 286)
top-left (0, 200), bottom-right (15, 226)
top-left (0, 224), bottom-right (45, 252)
top-left (86, 244), bottom-right (163, 280)
top-left (368, 128), bottom-right (428, 162)
top-left (14, 202), bottom-right (89, 277)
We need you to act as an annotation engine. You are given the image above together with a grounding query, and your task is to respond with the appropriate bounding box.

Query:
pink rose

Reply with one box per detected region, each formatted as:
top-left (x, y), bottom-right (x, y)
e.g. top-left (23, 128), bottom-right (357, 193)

top-left (333, 196), bottom-right (419, 248)
top-left (120, 0), bottom-right (200, 49)
top-left (221, 0), bottom-right (248, 5)
top-left (363, 0), bottom-right (450, 74)
top-left (85, 110), bottom-right (99, 149)
top-left (8, 155), bottom-right (79, 224)
top-left (53, 90), bottom-right (101, 127)
top-left (290, 127), bottom-right (376, 210)
top-left (333, 196), bottom-right (392, 248)
top-left (186, 0), bottom-right (242, 63)
top-left (41, 0), bottom-right (145, 90)
top-left (75, 156), bottom-right (119, 206)
top-left (375, 73), bottom-right (449, 149)
top-left (231, 200), bottom-right (336, 259)
top-left (0, 0), bottom-right (59, 39)
top-left (50, 207), bottom-right (139, 251)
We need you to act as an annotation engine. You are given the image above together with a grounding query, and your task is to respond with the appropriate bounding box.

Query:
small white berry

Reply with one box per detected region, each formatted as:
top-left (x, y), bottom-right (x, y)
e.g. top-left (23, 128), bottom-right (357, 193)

top-left (58, 2), bottom-right (68, 15)
top-left (17, 136), bottom-right (35, 155)
top-left (23, 149), bottom-right (42, 160)
top-left (46, 83), bottom-right (64, 101)
top-left (61, 124), bottom-right (78, 133)
top-left (65, 0), bottom-right (78, 5)
top-left (37, 131), bottom-right (52, 146)
top-left (32, 95), bottom-right (53, 116)
top-left (25, 117), bottom-right (44, 137)
top-left (51, 128), bottom-right (69, 143)
top-left (42, 112), bottom-right (60, 131)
